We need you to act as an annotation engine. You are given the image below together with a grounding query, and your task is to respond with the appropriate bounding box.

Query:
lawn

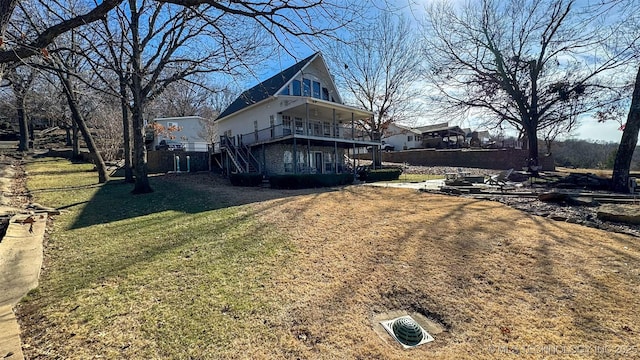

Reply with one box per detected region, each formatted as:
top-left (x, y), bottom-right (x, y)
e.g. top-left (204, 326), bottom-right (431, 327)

top-left (388, 173), bottom-right (445, 183)
top-left (17, 158), bottom-right (640, 359)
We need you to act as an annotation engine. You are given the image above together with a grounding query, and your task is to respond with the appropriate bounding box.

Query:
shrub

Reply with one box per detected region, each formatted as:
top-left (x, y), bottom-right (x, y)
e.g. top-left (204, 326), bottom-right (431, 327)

top-left (269, 173), bottom-right (354, 189)
top-left (358, 167), bottom-right (403, 182)
top-left (230, 172), bottom-right (263, 187)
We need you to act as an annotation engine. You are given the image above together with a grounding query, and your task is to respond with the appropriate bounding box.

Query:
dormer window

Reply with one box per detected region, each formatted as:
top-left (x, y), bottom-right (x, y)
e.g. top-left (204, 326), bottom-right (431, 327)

top-left (292, 80), bottom-right (301, 96)
top-left (322, 87), bottom-right (329, 101)
top-left (312, 81), bottom-right (321, 98)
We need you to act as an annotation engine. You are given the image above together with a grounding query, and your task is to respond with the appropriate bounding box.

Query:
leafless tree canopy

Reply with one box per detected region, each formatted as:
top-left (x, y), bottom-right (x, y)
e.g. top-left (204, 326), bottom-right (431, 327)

top-left (325, 12), bottom-right (425, 139)
top-left (422, 0), bottom-right (637, 166)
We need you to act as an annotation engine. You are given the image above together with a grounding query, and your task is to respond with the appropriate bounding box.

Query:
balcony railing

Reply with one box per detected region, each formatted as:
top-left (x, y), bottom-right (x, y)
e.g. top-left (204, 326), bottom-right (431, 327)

top-left (233, 124), bottom-right (375, 147)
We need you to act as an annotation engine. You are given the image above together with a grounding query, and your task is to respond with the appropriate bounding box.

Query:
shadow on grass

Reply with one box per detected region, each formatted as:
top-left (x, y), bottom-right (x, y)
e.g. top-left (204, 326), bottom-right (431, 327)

top-left (70, 173), bottom-right (335, 230)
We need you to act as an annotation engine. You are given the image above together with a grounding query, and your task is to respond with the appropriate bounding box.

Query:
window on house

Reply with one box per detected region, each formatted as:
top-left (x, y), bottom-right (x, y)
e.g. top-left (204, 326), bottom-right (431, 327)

top-left (324, 152), bottom-right (333, 172)
top-left (408, 135), bottom-right (413, 142)
top-left (313, 122), bottom-right (321, 136)
top-left (323, 122), bottom-right (331, 136)
top-left (303, 78), bottom-right (311, 96)
top-left (322, 87), bottom-right (329, 101)
top-left (270, 116), bottom-right (275, 138)
top-left (284, 151), bottom-right (293, 173)
top-left (295, 118), bottom-right (304, 135)
top-left (312, 81), bottom-right (321, 99)
top-left (282, 115), bottom-right (292, 135)
top-left (297, 152), bottom-right (306, 172)
top-left (280, 85), bottom-right (290, 95)
top-left (292, 80), bottom-right (301, 96)
top-left (295, 117), bottom-right (304, 134)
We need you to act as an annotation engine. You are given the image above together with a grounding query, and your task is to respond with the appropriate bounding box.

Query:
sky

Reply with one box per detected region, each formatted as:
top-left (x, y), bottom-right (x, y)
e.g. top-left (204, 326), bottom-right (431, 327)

top-left (573, 117), bottom-right (624, 143)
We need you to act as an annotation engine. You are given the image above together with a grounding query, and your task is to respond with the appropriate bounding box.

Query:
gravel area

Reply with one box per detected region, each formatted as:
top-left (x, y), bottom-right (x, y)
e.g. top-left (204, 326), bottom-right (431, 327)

top-left (483, 195), bottom-right (640, 238)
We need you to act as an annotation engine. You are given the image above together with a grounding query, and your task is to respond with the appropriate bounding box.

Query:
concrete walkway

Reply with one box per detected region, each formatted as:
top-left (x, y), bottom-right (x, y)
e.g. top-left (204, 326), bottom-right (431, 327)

top-left (0, 212), bottom-right (47, 360)
top-left (363, 179), bottom-right (446, 191)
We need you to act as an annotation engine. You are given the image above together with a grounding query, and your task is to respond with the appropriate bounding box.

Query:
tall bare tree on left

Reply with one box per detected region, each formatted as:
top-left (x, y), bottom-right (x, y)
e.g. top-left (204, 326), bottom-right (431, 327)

top-left (5, 65), bottom-right (34, 151)
top-left (0, 0), bottom-right (17, 82)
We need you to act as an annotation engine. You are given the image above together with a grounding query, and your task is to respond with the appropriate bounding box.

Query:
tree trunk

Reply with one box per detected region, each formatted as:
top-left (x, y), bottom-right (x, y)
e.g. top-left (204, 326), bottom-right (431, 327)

top-left (60, 74), bottom-right (109, 183)
top-left (612, 65), bottom-right (640, 193)
top-left (65, 126), bottom-right (72, 146)
top-left (0, 0), bottom-right (17, 83)
top-left (16, 95), bottom-right (28, 151)
top-left (120, 81), bottom-right (134, 183)
top-left (128, 0), bottom-right (153, 194)
top-left (72, 118), bottom-right (79, 158)
top-left (130, 103), bottom-right (152, 193)
top-left (524, 120), bottom-right (539, 174)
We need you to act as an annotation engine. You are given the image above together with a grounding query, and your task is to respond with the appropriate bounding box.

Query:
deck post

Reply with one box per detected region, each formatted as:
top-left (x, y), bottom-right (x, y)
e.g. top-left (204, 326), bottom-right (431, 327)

top-left (305, 102), bottom-right (309, 136)
top-left (262, 144), bottom-right (266, 174)
top-left (352, 113), bottom-right (356, 177)
top-left (333, 109), bottom-right (338, 173)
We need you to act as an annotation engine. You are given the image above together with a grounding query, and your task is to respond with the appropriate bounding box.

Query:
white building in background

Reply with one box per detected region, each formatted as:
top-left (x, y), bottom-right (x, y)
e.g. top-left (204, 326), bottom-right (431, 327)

top-left (150, 116), bottom-right (210, 152)
top-left (382, 123), bottom-right (423, 151)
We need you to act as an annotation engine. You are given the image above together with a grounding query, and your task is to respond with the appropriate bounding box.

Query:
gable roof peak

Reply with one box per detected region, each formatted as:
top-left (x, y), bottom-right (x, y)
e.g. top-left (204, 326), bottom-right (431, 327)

top-left (217, 52), bottom-right (322, 120)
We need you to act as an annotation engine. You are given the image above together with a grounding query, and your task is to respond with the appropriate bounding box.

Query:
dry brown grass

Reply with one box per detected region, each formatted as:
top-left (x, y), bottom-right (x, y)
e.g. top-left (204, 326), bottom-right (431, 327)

top-left (19, 163), bottom-right (640, 359)
top-left (249, 186), bottom-right (640, 359)
top-left (555, 167), bottom-right (613, 178)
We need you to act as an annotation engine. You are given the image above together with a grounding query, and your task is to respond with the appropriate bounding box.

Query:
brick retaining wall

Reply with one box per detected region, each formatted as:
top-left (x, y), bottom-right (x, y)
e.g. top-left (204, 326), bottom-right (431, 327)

top-left (355, 148), bottom-right (555, 171)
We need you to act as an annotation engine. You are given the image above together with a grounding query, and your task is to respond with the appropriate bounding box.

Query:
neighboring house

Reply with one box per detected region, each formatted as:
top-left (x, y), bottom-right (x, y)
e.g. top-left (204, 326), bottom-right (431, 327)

top-left (382, 123), bottom-right (423, 150)
top-left (381, 122), bottom-right (466, 149)
top-left (149, 116), bottom-right (209, 152)
top-left (214, 52), bottom-right (378, 175)
top-left (415, 122), bottom-right (467, 148)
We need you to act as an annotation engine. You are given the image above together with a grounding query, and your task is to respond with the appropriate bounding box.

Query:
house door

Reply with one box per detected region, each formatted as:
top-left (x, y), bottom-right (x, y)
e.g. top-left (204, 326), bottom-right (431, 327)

top-left (314, 152), bottom-right (323, 174)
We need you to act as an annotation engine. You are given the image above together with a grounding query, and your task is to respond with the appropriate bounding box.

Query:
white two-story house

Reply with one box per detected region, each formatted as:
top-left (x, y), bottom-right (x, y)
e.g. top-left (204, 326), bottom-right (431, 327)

top-left (214, 52), bottom-right (379, 175)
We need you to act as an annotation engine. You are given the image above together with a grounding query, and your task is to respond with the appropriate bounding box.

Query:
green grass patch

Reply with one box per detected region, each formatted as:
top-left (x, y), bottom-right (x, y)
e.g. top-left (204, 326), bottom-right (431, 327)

top-left (20, 158), bottom-right (293, 359)
top-left (387, 173), bottom-right (445, 183)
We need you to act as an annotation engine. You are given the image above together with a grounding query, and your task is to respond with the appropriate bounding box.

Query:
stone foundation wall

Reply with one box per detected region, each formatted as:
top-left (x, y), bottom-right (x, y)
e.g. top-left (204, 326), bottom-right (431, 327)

top-left (252, 144), bottom-right (346, 175)
top-left (356, 148), bottom-right (555, 171)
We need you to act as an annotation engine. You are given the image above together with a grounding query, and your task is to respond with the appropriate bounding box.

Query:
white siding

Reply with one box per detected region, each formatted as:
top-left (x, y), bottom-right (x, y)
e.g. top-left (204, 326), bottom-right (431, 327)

top-left (216, 99), bottom-right (278, 141)
top-left (153, 116), bottom-right (209, 152)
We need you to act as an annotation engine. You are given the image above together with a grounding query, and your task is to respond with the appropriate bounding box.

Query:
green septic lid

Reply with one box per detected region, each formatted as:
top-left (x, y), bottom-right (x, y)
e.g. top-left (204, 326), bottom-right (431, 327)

top-left (392, 317), bottom-right (424, 346)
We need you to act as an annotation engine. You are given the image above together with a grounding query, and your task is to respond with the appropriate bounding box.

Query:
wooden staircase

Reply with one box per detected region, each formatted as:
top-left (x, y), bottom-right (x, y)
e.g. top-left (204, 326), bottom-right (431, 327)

top-left (220, 136), bottom-right (260, 174)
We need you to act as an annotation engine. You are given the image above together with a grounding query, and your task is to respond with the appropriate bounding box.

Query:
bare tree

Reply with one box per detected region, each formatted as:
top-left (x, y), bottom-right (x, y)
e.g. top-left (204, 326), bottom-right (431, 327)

top-left (602, 0), bottom-right (640, 192)
top-left (5, 65), bottom-right (35, 151)
top-left (56, 65), bottom-right (109, 182)
top-left (0, 0), bottom-right (123, 67)
top-left (3, 0), bottom-right (367, 194)
top-left (0, 0), bottom-right (17, 82)
top-left (325, 13), bottom-right (424, 140)
top-left (612, 66), bottom-right (640, 192)
top-left (422, 0), bottom-right (635, 172)
top-left (123, 0), bottom-right (268, 193)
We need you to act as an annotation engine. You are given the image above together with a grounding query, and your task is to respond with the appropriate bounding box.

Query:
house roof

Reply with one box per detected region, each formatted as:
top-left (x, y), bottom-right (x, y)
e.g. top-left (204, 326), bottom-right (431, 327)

top-left (415, 122), bottom-right (450, 133)
top-left (217, 52), bottom-right (319, 120)
top-left (386, 123), bottom-right (422, 135)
